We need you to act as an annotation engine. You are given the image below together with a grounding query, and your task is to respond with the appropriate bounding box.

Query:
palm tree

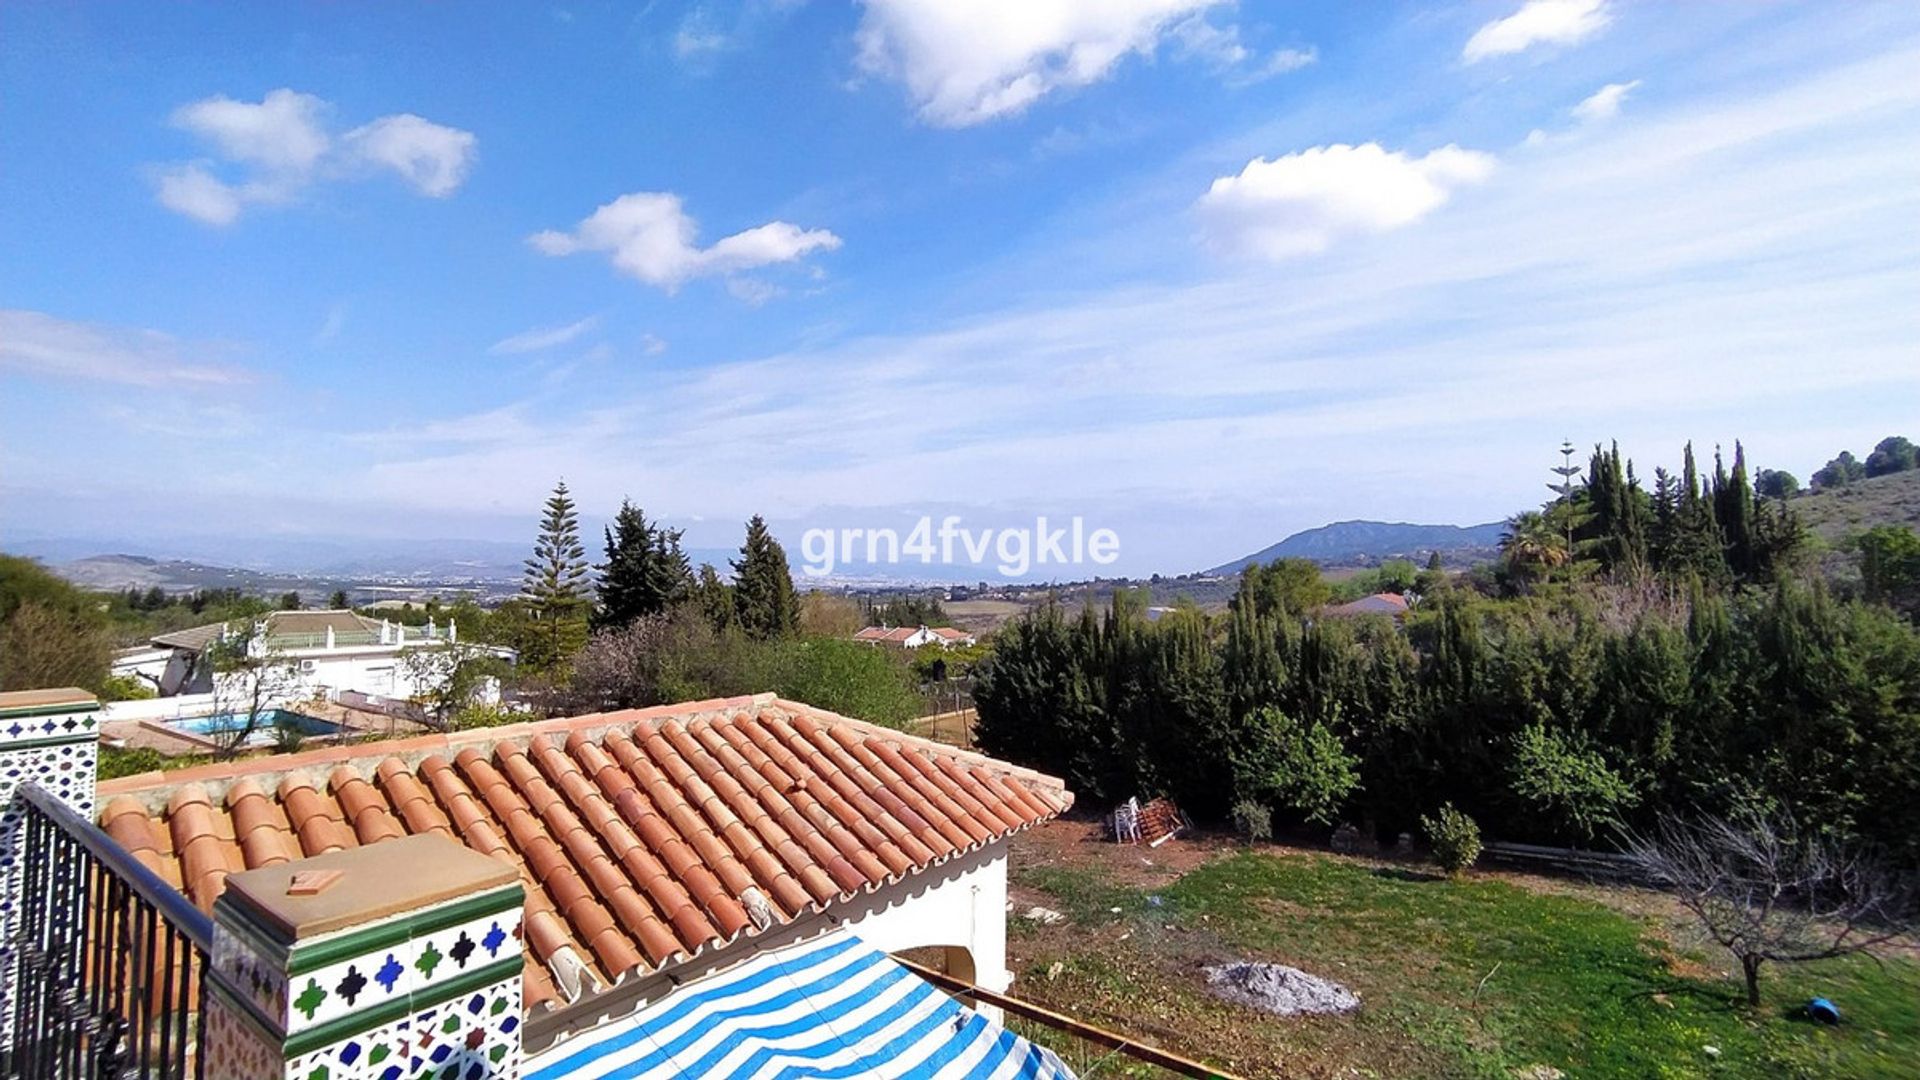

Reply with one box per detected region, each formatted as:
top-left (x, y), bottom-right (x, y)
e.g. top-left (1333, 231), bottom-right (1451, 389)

top-left (1501, 510), bottom-right (1571, 572)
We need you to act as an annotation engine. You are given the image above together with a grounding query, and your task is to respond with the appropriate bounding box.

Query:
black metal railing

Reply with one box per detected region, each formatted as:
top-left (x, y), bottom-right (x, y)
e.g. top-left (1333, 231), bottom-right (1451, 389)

top-left (6, 783), bottom-right (211, 1080)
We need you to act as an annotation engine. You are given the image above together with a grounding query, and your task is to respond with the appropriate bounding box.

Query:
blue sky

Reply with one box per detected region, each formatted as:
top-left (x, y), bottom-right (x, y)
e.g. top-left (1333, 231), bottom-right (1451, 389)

top-left (3, 0), bottom-right (1918, 577)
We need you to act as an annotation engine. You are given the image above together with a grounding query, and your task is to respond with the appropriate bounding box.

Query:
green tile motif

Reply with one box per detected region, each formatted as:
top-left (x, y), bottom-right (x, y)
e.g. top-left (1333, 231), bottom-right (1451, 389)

top-left (416, 941), bottom-right (443, 980)
top-left (294, 978), bottom-right (327, 1021)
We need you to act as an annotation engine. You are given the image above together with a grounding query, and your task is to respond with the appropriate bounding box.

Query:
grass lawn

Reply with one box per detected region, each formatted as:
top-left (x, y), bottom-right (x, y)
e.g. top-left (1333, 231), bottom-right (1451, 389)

top-left (1006, 834), bottom-right (1919, 1079)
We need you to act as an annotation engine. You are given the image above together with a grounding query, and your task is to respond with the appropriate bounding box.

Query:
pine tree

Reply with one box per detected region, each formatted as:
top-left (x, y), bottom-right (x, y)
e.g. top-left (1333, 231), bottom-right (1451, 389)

top-left (595, 500), bottom-right (693, 629)
top-left (522, 481), bottom-right (591, 668)
top-left (731, 515), bottom-right (798, 640)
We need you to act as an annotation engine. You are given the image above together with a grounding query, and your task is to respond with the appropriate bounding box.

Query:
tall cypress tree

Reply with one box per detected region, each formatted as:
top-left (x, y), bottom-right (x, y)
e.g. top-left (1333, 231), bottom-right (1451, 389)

top-left (731, 515), bottom-right (798, 640)
top-left (1716, 443), bottom-right (1758, 580)
top-left (522, 481), bottom-right (591, 668)
top-left (1671, 443), bottom-right (1729, 584)
top-left (596, 500), bottom-right (693, 629)
top-left (1585, 442), bottom-right (1648, 576)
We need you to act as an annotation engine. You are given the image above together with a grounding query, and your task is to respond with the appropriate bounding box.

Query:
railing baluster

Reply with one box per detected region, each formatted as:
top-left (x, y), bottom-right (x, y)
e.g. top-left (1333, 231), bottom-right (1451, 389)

top-left (7, 783), bottom-right (213, 1080)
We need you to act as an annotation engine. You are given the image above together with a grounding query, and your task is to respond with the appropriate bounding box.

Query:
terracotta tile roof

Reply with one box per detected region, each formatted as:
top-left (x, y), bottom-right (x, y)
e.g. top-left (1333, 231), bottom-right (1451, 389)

top-left (1323, 592), bottom-right (1412, 618)
top-left (96, 694), bottom-right (1070, 1014)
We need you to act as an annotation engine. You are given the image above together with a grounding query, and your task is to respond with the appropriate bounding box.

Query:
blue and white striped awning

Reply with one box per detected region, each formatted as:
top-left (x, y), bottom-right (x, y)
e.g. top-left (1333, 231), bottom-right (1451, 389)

top-left (526, 928), bottom-right (1076, 1080)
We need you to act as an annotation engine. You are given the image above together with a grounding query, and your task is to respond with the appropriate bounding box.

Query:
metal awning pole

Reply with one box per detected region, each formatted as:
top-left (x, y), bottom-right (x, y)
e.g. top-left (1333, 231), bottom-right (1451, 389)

top-left (896, 957), bottom-right (1246, 1080)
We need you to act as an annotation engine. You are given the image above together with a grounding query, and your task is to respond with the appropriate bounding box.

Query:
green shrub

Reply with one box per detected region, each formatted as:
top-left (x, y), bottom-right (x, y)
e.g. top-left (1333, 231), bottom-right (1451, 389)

top-left (1231, 799), bottom-right (1273, 844)
top-left (1422, 803), bottom-right (1482, 876)
top-left (101, 675), bottom-right (156, 701)
top-left (451, 703), bottom-right (529, 730)
top-left (98, 744), bottom-right (211, 781)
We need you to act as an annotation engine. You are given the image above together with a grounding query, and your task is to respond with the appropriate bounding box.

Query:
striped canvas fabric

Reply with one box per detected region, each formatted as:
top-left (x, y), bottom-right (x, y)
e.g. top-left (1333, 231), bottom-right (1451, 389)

top-left (526, 929), bottom-right (1076, 1080)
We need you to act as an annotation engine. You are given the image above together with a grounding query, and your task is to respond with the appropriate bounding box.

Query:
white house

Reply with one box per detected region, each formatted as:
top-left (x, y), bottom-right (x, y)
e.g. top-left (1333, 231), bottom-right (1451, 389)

top-left (112, 608), bottom-right (515, 706)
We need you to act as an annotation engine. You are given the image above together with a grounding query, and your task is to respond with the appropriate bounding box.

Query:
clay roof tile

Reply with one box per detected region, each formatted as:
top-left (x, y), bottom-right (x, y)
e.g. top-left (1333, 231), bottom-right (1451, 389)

top-left (86, 695), bottom-right (1069, 1021)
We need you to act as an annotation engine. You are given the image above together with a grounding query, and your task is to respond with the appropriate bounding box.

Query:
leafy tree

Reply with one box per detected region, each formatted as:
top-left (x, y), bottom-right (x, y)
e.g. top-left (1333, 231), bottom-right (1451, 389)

top-left (328, 589), bottom-right (351, 609)
top-left (1812, 450), bottom-right (1866, 489)
top-left (1754, 469), bottom-right (1799, 500)
top-left (800, 592), bottom-right (865, 637)
top-left (1373, 559), bottom-right (1418, 595)
top-left (596, 500), bottom-right (692, 629)
top-left (1857, 525), bottom-right (1920, 616)
top-left (521, 481), bottom-right (592, 669)
top-left (278, 591), bottom-right (302, 610)
top-left (731, 515), bottom-right (798, 640)
top-left (1507, 723), bottom-right (1638, 840)
top-left (1240, 706), bottom-right (1361, 826)
top-left (1865, 435), bottom-right (1918, 478)
top-left (1230, 558), bottom-right (1329, 621)
top-left (770, 638), bottom-right (920, 728)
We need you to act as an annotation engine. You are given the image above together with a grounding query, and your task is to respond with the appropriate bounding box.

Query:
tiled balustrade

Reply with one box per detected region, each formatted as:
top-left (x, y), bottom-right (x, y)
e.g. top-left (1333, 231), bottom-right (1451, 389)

top-left (204, 833), bottom-right (526, 1080)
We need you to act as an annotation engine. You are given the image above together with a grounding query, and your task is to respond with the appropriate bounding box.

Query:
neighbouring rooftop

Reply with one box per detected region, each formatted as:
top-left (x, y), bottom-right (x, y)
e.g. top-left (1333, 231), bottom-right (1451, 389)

top-left (96, 694), bottom-right (1070, 1015)
top-left (1323, 592), bottom-right (1411, 618)
top-left (146, 608), bottom-right (449, 652)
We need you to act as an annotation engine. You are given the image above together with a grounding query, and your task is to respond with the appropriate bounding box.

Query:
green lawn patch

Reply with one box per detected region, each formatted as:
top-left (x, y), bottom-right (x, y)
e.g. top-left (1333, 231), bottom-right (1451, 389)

top-left (1015, 847), bottom-right (1919, 1078)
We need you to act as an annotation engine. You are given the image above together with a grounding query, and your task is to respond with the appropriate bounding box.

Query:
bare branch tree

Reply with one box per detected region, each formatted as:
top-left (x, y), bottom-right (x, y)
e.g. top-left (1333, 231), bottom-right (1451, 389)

top-left (1625, 809), bottom-right (1917, 1005)
top-left (399, 640), bottom-right (508, 731)
top-left (206, 622), bottom-right (298, 760)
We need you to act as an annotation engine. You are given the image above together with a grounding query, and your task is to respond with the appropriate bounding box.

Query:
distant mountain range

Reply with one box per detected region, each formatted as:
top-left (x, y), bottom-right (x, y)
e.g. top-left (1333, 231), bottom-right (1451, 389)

top-left (1205, 519), bottom-right (1506, 576)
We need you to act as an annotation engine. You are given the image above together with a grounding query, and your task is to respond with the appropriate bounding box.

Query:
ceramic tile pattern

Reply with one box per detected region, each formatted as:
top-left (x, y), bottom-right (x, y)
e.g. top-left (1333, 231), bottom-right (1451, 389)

top-left (0, 693), bottom-right (100, 1051)
top-left (98, 696), bottom-right (1070, 1013)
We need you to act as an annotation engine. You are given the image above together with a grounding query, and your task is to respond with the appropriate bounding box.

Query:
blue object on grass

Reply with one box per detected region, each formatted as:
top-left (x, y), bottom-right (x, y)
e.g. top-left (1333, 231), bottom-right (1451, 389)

top-left (1807, 997), bottom-right (1841, 1024)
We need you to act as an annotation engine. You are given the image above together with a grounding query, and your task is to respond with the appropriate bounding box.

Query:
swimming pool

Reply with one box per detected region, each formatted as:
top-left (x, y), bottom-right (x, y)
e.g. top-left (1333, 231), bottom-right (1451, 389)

top-left (167, 709), bottom-right (348, 744)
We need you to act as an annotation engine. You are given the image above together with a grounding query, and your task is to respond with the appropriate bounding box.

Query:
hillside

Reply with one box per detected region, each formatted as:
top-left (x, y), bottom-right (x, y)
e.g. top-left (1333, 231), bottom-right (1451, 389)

top-left (1206, 519), bottom-right (1504, 576)
top-left (1788, 468), bottom-right (1920, 541)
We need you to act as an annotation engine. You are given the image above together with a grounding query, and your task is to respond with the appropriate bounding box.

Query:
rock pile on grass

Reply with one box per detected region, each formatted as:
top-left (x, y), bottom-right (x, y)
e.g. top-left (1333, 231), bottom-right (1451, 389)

top-left (1204, 961), bottom-right (1360, 1016)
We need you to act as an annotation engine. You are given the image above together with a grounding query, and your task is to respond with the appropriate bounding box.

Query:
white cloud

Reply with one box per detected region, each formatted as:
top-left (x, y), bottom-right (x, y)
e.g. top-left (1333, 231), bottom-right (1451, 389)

top-left (489, 317), bottom-right (599, 355)
top-left (641, 334), bottom-right (669, 357)
top-left (152, 89), bottom-right (476, 224)
top-left (339, 114), bottom-right (477, 196)
top-left (530, 192), bottom-right (841, 293)
top-left (170, 88), bottom-right (333, 172)
top-left (1169, 15), bottom-right (1248, 68)
top-left (1196, 142), bottom-right (1496, 259)
top-left (1463, 0), bottom-right (1611, 63)
top-left (855, 0), bottom-right (1223, 126)
top-left (1260, 47), bottom-right (1318, 76)
top-left (0, 310), bottom-right (254, 387)
top-left (153, 163), bottom-right (248, 226)
top-left (1573, 79), bottom-right (1642, 123)
top-left (675, 25), bottom-right (729, 57)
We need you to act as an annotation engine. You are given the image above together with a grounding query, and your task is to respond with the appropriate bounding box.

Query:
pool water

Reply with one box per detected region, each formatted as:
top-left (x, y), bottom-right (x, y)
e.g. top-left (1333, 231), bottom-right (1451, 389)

top-left (168, 709), bottom-right (347, 744)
